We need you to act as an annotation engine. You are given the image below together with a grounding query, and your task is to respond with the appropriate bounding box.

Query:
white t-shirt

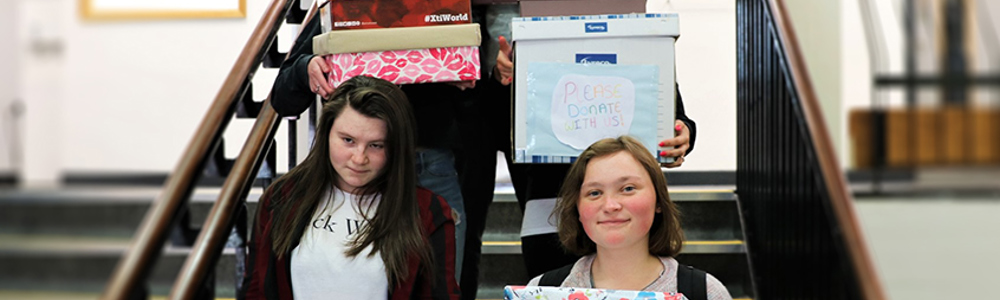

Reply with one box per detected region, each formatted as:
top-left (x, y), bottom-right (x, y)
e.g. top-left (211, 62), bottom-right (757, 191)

top-left (521, 198), bottom-right (559, 237)
top-left (290, 187), bottom-right (389, 299)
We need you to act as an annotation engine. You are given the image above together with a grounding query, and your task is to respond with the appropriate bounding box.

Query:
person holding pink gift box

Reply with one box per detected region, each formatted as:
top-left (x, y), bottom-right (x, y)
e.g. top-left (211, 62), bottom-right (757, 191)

top-left (242, 76), bottom-right (461, 299)
top-left (271, 12), bottom-right (476, 285)
top-left (525, 136), bottom-right (730, 300)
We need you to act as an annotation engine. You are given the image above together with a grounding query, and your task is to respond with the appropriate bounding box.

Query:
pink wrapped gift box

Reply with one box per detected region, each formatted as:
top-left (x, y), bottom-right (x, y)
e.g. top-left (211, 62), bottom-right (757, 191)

top-left (504, 285), bottom-right (688, 300)
top-left (325, 46), bottom-right (480, 87)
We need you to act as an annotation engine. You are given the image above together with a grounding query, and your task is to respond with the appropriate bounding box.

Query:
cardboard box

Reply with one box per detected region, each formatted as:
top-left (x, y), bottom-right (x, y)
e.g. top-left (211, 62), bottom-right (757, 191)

top-left (519, 0), bottom-right (646, 17)
top-left (325, 46), bottom-right (480, 88)
top-left (505, 285), bottom-right (686, 300)
top-left (511, 14), bottom-right (679, 163)
top-left (328, 0), bottom-right (471, 30)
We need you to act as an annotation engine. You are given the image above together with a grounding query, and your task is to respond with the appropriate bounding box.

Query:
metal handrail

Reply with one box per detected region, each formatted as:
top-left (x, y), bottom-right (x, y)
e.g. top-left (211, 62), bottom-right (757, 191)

top-left (100, 0), bottom-right (296, 298)
top-left (168, 3), bottom-right (318, 298)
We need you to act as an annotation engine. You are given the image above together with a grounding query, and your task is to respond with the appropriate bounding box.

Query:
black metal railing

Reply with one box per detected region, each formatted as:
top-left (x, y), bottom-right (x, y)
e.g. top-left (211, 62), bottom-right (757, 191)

top-left (736, 0), bottom-right (885, 299)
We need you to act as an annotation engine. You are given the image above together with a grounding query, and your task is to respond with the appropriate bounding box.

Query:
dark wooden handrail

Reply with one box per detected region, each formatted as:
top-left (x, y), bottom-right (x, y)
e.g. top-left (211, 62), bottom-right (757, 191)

top-left (168, 4), bottom-right (318, 298)
top-left (100, 0), bottom-right (295, 298)
top-left (766, 1), bottom-right (885, 298)
top-left (169, 107), bottom-right (280, 299)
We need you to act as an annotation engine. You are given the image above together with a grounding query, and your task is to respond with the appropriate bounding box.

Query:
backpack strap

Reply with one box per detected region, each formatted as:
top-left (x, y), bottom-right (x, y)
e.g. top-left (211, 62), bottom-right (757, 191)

top-left (676, 263), bottom-right (707, 300)
top-left (538, 263), bottom-right (575, 286)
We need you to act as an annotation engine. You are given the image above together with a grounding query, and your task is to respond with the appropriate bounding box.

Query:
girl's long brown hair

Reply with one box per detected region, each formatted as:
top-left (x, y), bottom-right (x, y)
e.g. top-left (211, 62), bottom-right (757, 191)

top-left (265, 76), bottom-right (431, 287)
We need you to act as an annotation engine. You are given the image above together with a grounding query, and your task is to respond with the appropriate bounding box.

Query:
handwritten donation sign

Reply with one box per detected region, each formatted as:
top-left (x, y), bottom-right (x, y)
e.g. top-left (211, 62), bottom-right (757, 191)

top-left (526, 62), bottom-right (659, 158)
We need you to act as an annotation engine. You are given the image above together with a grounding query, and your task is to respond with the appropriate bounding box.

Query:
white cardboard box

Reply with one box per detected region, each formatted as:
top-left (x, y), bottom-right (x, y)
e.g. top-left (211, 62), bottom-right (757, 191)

top-left (511, 13), bottom-right (680, 163)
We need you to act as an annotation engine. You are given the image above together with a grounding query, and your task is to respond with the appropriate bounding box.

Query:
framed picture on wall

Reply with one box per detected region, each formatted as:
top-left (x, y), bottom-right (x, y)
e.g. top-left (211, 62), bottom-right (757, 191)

top-left (81, 0), bottom-right (246, 21)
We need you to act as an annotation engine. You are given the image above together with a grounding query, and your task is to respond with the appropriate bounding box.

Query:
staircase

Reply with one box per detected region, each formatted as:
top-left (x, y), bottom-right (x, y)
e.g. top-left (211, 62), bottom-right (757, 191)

top-left (0, 178), bottom-right (755, 299)
top-left (0, 187), bottom-right (251, 298)
top-left (6, 0), bottom-right (885, 297)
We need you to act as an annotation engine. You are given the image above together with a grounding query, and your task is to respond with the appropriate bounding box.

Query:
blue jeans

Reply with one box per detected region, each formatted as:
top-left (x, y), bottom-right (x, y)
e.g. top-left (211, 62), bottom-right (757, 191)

top-left (415, 148), bottom-right (466, 281)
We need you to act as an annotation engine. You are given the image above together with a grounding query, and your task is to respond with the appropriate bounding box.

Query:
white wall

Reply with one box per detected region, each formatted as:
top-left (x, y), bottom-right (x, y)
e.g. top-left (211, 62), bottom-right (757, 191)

top-left (649, 0), bottom-right (852, 171)
top-left (973, 0), bottom-right (1000, 107)
top-left (9, 0), bottom-right (736, 183)
top-left (11, 0), bottom-right (892, 182)
top-left (842, 0), bottom-right (873, 168)
top-left (19, 0), bottom-right (68, 186)
top-left (784, 0), bottom-right (845, 168)
top-left (13, 0), bottom-right (304, 185)
top-left (648, 0), bottom-right (737, 171)
top-left (0, 0), bottom-right (18, 173)
top-left (61, 0), bottom-right (270, 173)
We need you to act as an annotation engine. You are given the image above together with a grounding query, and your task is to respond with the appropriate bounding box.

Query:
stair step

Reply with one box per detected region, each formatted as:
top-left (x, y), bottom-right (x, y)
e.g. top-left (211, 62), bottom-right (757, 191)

top-left (481, 240), bottom-right (747, 255)
top-left (0, 234), bottom-right (239, 298)
top-left (1, 185), bottom-right (753, 300)
top-left (2, 187), bottom-right (741, 239)
top-left (0, 291), bottom-right (219, 300)
top-left (0, 187), bottom-right (262, 237)
top-left (484, 194), bottom-right (745, 244)
top-left (490, 185), bottom-right (738, 203)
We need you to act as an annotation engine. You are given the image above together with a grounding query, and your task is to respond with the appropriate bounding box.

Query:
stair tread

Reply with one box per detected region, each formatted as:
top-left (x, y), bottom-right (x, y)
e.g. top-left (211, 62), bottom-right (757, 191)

top-left (0, 289), bottom-right (749, 300)
top-left (0, 233), bottom-right (746, 255)
top-left (492, 183), bottom-right (735, 201)
top-left (0, 186), bottom-right (264, 203)
top-left (1, 185), bottom-right (735, 204)
top-left (1, 184), bottom-right (752, 298)
top-left (0, 234), bottom-right (235, 255)
top-left (479, 239), bottom-right (747, 254)
top-left (0, 290), bottom-right (211, 300)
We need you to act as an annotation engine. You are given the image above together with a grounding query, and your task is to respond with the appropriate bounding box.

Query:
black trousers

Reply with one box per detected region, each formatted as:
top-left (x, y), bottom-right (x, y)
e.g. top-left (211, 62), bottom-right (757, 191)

top-left (454, 77), bottom-right (509, 299)
top-left (508, 163), bottom-right (580, 277)
top-left (455, 79), bottom-right (580, 299)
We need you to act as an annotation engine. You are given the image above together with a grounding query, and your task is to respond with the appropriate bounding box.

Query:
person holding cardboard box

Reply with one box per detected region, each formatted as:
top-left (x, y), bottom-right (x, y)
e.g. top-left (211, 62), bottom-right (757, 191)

top-left (525, 136), bottom-right (730, 300)
top-left (241, 76), bottom-right (460, 299)
top-left (456, 5), bottom-right (698, 299)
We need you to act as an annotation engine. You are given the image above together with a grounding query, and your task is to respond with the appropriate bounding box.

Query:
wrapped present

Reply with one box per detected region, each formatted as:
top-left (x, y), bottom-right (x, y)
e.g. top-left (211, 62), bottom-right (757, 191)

top-left (325, 46), bottom-right (480, 87)
top-left (314, 20), bottom-right (482, 87)
top-left (328, 0), bottom-right (471, 30)
top-left (313, 23), bottom-right (481, 55)
top-left (504, 285), bottom-right (688, 300)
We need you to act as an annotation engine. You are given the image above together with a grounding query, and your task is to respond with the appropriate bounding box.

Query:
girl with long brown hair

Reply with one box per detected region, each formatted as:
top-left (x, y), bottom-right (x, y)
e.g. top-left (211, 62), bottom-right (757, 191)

top-left (241, 76), bottom-right (460, 299)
